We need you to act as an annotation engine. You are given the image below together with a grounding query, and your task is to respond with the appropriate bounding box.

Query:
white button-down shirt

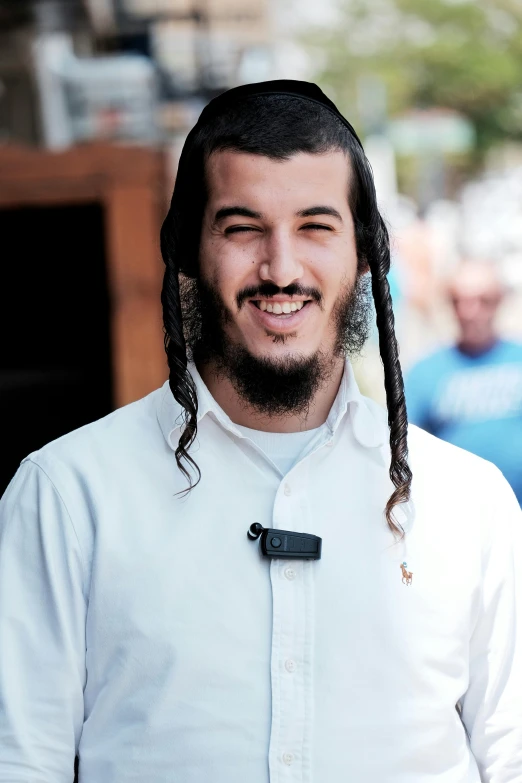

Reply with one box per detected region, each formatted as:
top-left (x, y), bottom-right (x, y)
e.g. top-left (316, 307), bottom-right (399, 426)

top-left (1, 360), bottom-right (521, 782)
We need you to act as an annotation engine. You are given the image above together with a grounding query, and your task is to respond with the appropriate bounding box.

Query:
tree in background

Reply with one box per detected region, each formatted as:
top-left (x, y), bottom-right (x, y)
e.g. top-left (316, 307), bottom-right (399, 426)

top-left (305, 0), bottom-right (522, 155)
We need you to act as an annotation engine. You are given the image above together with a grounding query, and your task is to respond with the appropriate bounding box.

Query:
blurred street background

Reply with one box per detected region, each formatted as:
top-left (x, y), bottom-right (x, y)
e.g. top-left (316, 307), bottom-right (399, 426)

top-left (1, 0), bottom-right (522, 499)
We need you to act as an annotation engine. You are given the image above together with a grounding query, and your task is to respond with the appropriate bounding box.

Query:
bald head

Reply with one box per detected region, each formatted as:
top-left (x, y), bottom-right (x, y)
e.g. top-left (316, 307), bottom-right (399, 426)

top-left (447, 262), bottom-right (505, 353)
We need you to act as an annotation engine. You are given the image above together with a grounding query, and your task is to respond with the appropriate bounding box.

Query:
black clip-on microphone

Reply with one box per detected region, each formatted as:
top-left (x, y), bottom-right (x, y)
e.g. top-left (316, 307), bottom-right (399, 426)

top-left (247, 523), bottom-right (322, 560)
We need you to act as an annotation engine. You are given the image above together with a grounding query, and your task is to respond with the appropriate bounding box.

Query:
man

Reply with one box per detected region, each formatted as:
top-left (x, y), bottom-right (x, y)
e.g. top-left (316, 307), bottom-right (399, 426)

top-left (406, 260), bottom-right (522, 505)
top-left (0, 81), bottom-right (520, 782)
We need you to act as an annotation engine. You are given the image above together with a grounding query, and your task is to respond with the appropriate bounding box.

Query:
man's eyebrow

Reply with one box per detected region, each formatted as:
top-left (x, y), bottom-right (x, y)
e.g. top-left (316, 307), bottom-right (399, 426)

top-left (214, 206), bottom-right (263, 222)
top-left (297, 206), bottom-right (343, 221)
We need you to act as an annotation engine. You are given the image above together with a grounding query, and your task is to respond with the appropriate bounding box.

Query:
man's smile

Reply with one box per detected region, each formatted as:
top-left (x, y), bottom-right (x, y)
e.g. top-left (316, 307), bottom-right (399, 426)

top-left (250, 297), bottom-right (313, 314)
top-left (247, 298), bottom-right (314, 331)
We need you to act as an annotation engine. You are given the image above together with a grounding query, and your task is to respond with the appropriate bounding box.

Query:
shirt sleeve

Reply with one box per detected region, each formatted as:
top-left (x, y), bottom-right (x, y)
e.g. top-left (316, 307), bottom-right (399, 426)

top-left (460, 465), bottom-right (522, 782)
top-left (0, 458), bottom-right (86, 782)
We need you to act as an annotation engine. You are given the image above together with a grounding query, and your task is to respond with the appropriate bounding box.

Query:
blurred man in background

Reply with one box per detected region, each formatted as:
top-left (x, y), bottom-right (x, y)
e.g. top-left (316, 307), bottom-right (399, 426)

top-left (406, 261), bottom-right (522, 505)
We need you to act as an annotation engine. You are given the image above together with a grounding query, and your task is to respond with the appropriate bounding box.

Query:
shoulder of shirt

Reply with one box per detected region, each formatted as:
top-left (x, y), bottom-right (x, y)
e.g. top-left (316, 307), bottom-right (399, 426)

top-left (407, 417), bottom-right (513, 496)
top-left (22, 384), bottom-right (167, 479)
top-left (405, 421), bottom-right (521, 545)
top-left (324, 386), bottom-right (507, 489)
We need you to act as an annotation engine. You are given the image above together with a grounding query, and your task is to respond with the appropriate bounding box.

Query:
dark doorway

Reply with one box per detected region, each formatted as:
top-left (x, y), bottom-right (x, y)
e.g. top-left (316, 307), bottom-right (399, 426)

top-left (0, 201), bottom-right (113, 494)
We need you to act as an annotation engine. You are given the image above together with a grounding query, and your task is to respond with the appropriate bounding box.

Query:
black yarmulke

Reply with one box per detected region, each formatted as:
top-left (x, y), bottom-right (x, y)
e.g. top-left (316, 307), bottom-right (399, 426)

top-left (193, 79), bottom-right (364, 150)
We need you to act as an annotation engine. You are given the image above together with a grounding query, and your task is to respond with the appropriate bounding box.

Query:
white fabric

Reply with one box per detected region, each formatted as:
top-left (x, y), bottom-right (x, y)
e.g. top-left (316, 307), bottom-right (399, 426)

top-left (0, 359), bottom-right (521, 783)
top-left (233, 423), bottom-right (325, 475)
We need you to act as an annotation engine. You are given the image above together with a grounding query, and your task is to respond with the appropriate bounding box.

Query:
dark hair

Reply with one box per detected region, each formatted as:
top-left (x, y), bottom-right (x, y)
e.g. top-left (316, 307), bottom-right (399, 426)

top-left (160, 92), bottom-right (411, 536)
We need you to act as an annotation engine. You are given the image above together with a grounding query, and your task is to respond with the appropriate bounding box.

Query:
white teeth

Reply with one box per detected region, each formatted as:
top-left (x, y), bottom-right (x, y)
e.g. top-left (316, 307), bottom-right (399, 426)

top-left (259, 300), bottom-right (307, 314)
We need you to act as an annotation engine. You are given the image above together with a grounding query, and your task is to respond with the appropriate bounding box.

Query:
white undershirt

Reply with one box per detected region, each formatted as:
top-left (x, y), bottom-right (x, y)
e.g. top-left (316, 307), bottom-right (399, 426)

top-left (233, 423), bottom-right (326, 475)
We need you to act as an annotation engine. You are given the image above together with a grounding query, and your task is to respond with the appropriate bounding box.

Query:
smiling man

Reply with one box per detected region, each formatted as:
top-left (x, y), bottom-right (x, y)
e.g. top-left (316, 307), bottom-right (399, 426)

top-left (0, 81), bottom-right (521, 783)
top-left (183, 148), bottom-right (371, 435)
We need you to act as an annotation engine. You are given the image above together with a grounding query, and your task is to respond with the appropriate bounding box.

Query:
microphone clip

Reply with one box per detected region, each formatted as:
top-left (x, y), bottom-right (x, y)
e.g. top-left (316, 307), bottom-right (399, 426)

top-left (248, 523), bottom-right (322, 560)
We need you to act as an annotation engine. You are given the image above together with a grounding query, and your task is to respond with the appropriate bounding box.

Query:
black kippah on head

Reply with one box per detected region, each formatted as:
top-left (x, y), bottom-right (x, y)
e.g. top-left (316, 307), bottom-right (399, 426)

top-left (192, 79), bottom-right (364, 150)
top-left (160, 79), bottom-right (412, 537)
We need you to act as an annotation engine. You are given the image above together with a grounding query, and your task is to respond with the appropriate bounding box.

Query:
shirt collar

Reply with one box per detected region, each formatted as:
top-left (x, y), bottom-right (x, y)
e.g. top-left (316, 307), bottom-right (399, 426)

top-left (156, 358), bottom-right (388, 451)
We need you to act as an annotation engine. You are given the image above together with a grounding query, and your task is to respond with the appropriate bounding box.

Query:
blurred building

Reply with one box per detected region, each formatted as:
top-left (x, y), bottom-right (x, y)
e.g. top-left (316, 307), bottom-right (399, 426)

top-left (0, 0), bottom-right (272, 147)
top-left (123, 0), bottom-right (271, 89)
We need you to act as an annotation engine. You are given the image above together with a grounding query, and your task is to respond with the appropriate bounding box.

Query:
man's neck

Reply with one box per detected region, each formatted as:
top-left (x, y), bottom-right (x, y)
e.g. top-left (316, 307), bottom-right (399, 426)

top-left (196, 358), bottom-right (345, 433)
top-left (457, 335), bottom-right (499, 358)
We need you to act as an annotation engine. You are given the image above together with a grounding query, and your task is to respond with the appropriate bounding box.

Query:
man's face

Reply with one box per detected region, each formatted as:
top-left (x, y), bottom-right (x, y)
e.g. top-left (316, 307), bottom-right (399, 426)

top-left (198, 149), bottom-right (362, 365)
top-left (449, 265), bottom-right (503, 350)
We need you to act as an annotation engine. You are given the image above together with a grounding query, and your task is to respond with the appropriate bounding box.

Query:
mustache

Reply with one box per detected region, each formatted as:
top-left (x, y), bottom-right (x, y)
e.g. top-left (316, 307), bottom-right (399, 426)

top-left (236, 283), bottom-right (323, 309)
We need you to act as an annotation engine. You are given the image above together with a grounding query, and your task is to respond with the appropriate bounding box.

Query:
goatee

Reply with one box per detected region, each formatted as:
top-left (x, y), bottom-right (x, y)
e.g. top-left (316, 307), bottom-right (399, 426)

top-left (181, 273), bottom-right (372, 418)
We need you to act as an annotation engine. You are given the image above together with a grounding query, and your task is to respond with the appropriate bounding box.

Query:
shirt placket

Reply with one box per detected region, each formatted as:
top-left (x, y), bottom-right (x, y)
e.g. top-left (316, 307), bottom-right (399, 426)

top-left (268, 478), bottom-right (314, 783)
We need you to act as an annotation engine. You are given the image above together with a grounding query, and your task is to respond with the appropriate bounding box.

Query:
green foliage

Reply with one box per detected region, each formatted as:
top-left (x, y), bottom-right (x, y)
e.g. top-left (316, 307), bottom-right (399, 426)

top-left (304, 0), bottom-right (522, 152)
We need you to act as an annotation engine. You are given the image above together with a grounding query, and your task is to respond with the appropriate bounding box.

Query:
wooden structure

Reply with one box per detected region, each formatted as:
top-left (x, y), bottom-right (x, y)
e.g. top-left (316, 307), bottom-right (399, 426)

top-left (0, 143), bottom-right (169, 408)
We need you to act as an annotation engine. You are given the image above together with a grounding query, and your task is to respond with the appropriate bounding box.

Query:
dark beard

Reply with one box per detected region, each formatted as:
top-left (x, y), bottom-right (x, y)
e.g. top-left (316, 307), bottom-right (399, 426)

top-left (180, 273), bottom-right (372, 418)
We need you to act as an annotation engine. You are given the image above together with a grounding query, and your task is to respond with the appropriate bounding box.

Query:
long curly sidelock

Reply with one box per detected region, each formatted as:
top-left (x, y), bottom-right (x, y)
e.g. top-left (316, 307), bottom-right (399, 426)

top-left (160, 215), bottom-right (200, 492)
top-left (369, 227), bottom-right (412, 536)
top-left (352, 175), bottom-right (412, 537)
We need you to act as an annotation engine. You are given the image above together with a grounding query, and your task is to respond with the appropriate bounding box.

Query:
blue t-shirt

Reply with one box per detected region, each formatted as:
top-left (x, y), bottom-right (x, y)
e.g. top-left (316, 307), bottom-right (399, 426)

top-left (405, 339), bottom-right (522, 505)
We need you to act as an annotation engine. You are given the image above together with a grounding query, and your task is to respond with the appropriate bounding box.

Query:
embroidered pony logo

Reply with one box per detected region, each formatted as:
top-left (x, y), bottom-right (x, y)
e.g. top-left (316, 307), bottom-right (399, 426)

top-left (400, 562), bottom-right (413, 586)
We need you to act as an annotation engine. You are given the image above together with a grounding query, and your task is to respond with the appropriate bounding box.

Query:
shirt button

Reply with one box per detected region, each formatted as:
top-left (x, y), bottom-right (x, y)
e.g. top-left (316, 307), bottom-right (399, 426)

top-left (326, 439), bottom-right (334, 447)
top-left (285, 658), bottom-right (296, 673)
top-left (284, 483), bottom-right (291, 496)
top-left (282, 752), bottom-right (294, 765)
top-left (284, 567), bottom-right (296, 580)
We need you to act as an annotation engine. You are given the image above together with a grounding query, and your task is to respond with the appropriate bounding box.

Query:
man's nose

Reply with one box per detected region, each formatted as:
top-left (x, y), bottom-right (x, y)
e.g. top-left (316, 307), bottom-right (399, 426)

top-left (258, 229), bottom-right (304, 288)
